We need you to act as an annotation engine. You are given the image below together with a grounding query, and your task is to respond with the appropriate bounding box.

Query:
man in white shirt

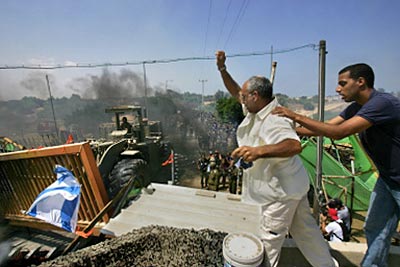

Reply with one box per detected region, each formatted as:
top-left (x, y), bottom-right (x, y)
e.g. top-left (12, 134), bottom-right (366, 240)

top-left (216, 50), bottom-right (336, 267)
top-left (320, 212), bottom-right (345, 242)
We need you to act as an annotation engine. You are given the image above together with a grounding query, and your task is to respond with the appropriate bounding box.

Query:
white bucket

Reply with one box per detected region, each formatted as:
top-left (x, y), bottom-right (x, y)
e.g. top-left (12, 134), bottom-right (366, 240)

top-left (223, 232), bottom-right (264, 267)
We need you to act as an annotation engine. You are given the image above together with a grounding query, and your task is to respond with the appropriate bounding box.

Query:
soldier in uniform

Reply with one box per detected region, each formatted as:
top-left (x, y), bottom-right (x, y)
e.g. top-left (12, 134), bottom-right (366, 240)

top-left (227, 164), bottom-right (238, 194)
top-left (207, 155), bottom-right (221, 191)
top-left (197, 153), bottom-right (209, 188)
top-left (221, 153), bottom-right (234, 193)
top-left (220, 153), bottom-right (230, 189)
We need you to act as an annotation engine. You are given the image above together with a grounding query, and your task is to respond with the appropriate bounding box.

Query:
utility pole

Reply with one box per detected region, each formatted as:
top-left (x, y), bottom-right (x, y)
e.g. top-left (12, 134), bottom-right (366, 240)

top-left (270, 45), bottom-right (273, 74)
top-left (142, 62), bottom-right (148, 118)
top-left (270, 61), bottom-right (277, 85)
top-left (198, 79), bottom-right (208, 109)
top-left (45, 75), bottom-right (59, 139)
top-left (314, 40), bottom-right (327, 220)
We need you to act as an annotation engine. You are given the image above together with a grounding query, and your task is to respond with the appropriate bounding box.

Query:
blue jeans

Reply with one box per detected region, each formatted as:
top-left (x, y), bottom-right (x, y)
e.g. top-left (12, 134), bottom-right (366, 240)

top-left (361, 178), bottom-right (400, 267)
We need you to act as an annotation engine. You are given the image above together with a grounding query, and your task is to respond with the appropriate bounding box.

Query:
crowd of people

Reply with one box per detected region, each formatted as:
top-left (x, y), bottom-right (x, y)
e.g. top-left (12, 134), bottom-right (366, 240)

top-left (197, 112), bottom-right (237, 153)
top-left (320, 198), bottom-right (352, 243)
top-left (197, 151), bottom-right (243, 194)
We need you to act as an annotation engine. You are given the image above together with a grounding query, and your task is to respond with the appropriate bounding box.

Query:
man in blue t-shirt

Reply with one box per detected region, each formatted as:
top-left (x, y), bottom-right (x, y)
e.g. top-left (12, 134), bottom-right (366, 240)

top-left (272, 63), bottom-right (400, 267)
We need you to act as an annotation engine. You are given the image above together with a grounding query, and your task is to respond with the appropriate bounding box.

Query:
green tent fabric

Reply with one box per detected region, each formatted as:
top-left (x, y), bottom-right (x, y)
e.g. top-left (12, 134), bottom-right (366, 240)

top-left (5, 143), bottom-right (14, 152)
top-left (300, 135), bottom-right (377, 211)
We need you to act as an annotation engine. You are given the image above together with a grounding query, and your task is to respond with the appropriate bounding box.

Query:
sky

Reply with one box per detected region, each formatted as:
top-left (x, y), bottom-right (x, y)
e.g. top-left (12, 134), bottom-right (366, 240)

top-left (0, 0), bottom-right (399, 101)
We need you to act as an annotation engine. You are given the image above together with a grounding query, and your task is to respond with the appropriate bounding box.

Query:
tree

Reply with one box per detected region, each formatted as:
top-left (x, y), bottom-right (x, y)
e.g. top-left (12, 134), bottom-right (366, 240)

top-left (215, 97), bottom-right (244, 124)
top-left (275, 93), bottom-right (291, 107)
top-left (214, 90), bottom-right (227, 101)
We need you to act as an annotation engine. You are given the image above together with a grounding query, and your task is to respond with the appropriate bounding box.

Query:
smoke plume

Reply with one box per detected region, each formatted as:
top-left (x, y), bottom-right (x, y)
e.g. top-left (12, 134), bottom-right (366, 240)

top-left (20, 72), bottom-right (57, 99)
top-left (69, 68), bottom-right (154, 100)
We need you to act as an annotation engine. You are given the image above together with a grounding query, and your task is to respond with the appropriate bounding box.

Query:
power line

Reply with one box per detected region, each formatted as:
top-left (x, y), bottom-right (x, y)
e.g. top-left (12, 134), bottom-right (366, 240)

top-left (0, 43), bottom-right (318, 70)
top-left (225, 0), bottom-right (250, 49)
top-left (223, 0), bottom-right (249, 49)
top-left (215, 0), bottom-right (232, 49)
top-left (199, 0), bottom-right (213, 80)
top-left (202, 0), bottom-right (213, 57)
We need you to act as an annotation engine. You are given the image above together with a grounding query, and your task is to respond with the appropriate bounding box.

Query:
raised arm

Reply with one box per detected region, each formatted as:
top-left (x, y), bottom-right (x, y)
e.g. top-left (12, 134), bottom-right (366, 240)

top-left (215, 50), bottom-right (242, 101)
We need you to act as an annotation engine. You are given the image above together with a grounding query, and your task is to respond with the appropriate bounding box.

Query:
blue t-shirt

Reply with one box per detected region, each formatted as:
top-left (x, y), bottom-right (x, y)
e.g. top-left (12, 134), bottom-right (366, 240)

top-left (340, 90), bottom-right (400, 184)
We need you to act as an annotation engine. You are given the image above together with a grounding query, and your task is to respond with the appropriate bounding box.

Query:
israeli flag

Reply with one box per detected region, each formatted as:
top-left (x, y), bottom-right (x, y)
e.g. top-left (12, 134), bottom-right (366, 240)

top-left (26, 165), bottom-right (81, 232)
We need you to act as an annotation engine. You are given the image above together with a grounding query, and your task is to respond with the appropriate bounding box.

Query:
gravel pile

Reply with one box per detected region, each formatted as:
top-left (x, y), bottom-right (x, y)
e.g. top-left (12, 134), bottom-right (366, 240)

top-left (39, 225), bottom-right (228, 267)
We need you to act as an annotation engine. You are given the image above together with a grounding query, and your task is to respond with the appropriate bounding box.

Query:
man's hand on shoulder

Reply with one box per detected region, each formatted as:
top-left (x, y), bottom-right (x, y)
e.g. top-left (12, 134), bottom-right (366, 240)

top-left (272, 106), bottom-right (298, 121)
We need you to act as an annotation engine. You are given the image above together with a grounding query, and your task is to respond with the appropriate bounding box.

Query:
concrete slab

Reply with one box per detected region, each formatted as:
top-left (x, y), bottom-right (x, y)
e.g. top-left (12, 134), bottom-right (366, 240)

top-left (101, 183), bottom-right (261, 236)
top-left (102, 183), bottom-right (400, 266)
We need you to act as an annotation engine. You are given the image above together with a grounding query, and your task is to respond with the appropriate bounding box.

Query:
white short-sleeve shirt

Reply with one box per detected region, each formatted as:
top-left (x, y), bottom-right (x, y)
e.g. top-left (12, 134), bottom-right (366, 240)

top-left (237, 97), bottom-right (309, 204)
top-left (325, 220), bottom-right (344, 242)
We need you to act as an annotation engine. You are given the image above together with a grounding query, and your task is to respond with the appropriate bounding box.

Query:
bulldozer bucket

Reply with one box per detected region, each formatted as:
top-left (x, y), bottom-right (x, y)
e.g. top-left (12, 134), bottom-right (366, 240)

top-left (0, 142), bottom-right (110, 233)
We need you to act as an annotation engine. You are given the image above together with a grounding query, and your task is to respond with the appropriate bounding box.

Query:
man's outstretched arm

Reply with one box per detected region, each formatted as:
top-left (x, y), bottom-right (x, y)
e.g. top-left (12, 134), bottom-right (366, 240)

top-left (272, 106), bottom-right (372, 139)
top-left (295, 116), bottom-right (345, 137)
top-left (215, 50), bottom-right (241, 101)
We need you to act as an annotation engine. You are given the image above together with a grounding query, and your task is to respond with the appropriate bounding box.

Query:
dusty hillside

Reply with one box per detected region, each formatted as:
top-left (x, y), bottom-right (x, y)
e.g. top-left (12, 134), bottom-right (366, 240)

top-left (290, 100), bottom-right (349, 119)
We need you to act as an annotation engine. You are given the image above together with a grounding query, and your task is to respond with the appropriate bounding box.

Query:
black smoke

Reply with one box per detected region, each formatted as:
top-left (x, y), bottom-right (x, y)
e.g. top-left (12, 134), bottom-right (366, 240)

top-left (69, 68), bottom-right (155, 100)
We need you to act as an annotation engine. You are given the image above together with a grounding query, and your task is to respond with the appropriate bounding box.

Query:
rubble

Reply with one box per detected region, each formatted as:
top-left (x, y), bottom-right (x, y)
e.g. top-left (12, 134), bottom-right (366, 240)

top-left (38, 225), bottom-right (227, 267)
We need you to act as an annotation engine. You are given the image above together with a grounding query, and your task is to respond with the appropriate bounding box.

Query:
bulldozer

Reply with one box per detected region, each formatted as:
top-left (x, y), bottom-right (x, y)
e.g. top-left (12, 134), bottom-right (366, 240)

top-left (0, 105), bottom-right (172, 262)
top-left (91, 105), bottom-right (171, 199)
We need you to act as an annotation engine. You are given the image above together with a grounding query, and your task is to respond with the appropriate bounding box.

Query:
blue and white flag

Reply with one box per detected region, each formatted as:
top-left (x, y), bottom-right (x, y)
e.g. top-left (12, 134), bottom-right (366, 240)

top-left (26, 165), bottom-right (81, 232)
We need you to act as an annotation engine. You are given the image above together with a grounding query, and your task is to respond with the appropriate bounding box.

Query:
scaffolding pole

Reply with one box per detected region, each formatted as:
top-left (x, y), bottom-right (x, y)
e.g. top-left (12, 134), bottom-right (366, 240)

top-left (313, 40), bottom-right (327, 219)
